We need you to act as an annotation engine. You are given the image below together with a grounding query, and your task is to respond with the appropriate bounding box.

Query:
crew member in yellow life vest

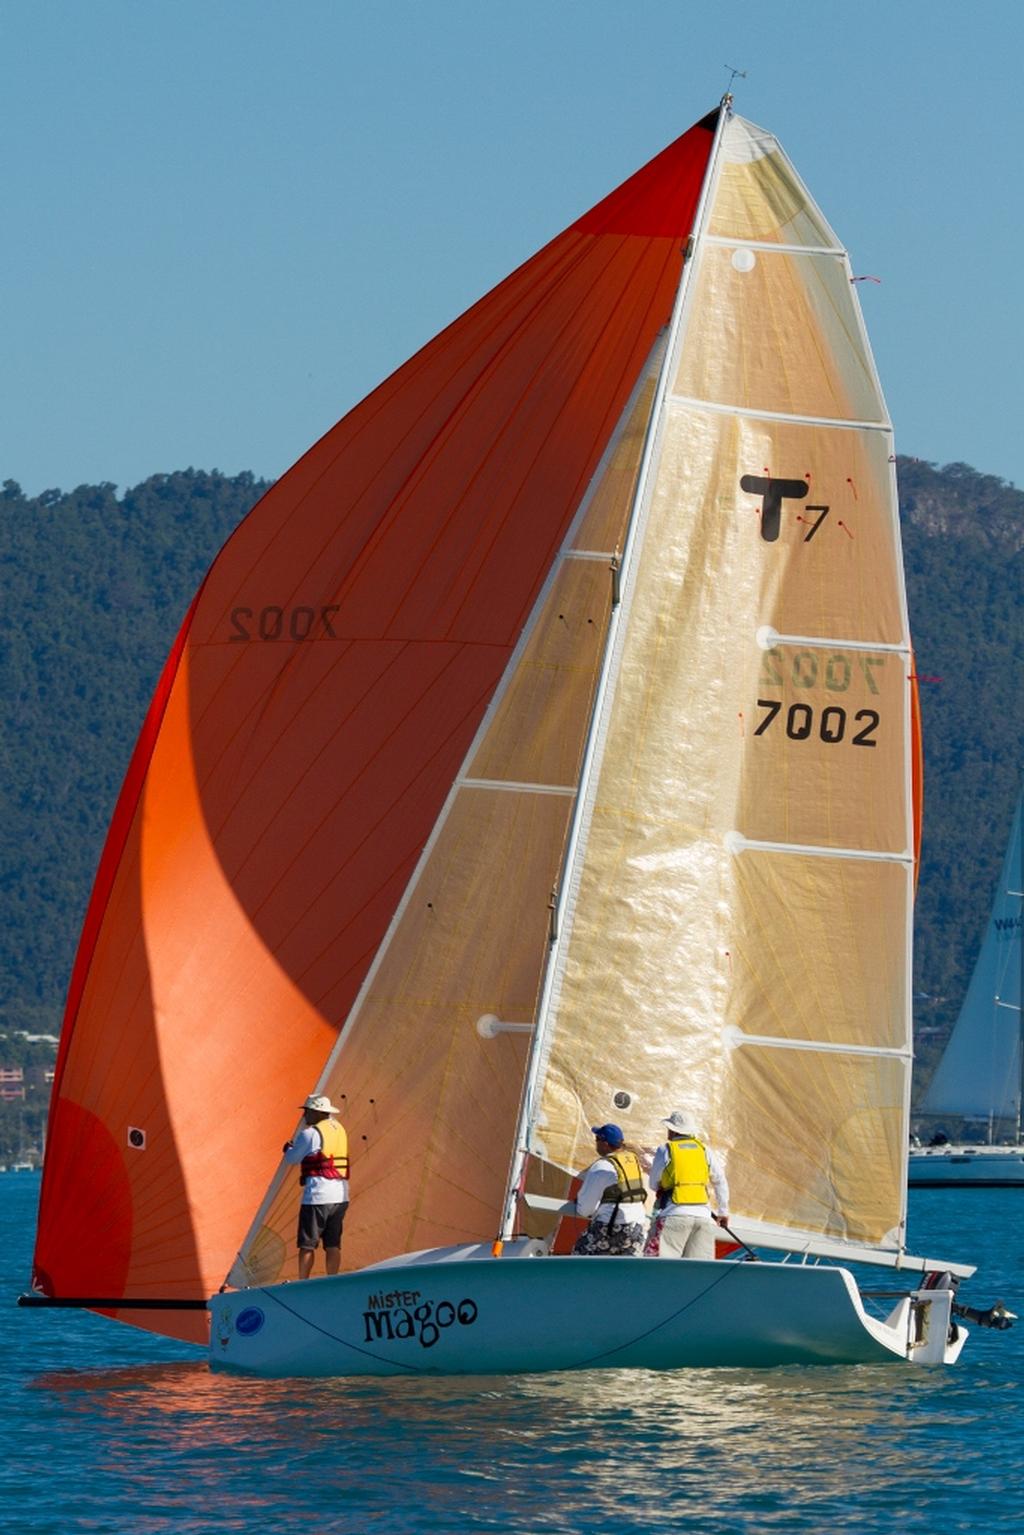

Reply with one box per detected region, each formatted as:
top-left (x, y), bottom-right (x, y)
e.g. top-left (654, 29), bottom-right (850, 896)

top-left (282, 1093), bottom-right (350, 1280)
top-left (572, 1123), bottom-right (649, 1256)
top-left (648, 1109), bottom-right (729, 1260)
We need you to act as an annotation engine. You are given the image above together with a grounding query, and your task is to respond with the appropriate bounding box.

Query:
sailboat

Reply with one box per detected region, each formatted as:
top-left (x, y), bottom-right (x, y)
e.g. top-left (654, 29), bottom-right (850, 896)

top-left (910, 789), bottom-right (1023, 1186)
top-left (22, 97), bottom-right (1011, 1374)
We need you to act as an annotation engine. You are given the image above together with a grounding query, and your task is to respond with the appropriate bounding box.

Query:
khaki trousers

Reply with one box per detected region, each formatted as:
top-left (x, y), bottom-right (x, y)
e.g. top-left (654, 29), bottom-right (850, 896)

top-left (657, 1210), bottom-right (716, 1259)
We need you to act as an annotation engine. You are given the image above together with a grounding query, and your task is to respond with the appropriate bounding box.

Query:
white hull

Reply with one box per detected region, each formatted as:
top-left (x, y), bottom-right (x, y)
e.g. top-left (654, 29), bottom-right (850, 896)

top-left (210, 1247), bottom-right (965, 1377)
top-left (909, 1145), bottom-right (1024, 1186)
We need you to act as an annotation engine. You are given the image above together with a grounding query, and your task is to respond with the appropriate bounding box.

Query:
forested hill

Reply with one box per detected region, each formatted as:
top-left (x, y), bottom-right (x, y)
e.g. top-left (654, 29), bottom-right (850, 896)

top-left (0, 461), bottom-right (1021, 1098)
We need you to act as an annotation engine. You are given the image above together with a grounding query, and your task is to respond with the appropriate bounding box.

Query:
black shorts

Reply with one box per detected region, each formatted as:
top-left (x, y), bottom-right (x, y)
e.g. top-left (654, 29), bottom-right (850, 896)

top-left (297, 1201), bottom-right (348, 1251)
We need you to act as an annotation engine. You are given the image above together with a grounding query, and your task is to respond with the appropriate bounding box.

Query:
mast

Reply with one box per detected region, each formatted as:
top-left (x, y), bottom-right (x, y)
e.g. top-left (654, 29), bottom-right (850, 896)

top-left (498, 96), bottom-right (735, 1242)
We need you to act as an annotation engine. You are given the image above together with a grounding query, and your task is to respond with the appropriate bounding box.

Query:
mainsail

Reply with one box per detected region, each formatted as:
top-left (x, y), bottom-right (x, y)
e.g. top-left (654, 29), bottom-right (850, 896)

top-left (919, 790), bottom-right (1023, 1129)
top-left (33, 114), bottom-right (718, 1336)
top-left (517, 115), bottom-right (919, 1253)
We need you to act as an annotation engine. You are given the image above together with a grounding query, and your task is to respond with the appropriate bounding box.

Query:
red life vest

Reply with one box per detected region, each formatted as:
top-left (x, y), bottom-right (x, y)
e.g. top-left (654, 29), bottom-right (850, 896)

top-left (299, 1119), bottom-right (349, 1183)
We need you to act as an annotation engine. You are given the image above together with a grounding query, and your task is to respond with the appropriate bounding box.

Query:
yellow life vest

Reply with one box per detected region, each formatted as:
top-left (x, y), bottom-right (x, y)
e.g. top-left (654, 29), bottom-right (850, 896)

top-left (299, 1118), bottom-right (349, 1183)
top-left (598, 1148), bottom-right (647, 1208)
top-left (659, 1137), bottom-right (710, 1205)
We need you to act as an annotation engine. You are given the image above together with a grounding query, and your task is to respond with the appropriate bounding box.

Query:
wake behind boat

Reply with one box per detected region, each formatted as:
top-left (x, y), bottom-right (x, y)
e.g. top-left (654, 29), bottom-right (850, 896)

top-left (21, 96), bottom-right (1013, 1372)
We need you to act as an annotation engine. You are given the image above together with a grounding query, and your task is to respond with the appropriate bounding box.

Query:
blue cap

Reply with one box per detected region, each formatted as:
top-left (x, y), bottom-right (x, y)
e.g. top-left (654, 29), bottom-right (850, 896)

top-left (591, 1123), bottom-right (624, 1148)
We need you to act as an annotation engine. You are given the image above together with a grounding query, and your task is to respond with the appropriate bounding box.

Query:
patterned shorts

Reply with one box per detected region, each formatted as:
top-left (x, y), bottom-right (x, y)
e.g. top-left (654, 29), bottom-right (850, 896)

top-left (573, 1218), bottom-right (645, 1256)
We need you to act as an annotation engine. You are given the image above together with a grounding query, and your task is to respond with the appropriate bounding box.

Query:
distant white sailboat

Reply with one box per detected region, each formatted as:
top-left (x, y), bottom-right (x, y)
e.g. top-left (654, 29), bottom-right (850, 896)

top-left (910, 790), bottom-right (1024, 1186)
top-left (22, 96), bottom-right (1015, 1372)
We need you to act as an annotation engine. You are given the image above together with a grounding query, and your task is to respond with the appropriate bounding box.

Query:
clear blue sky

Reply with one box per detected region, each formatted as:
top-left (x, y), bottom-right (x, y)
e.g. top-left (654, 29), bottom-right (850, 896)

top-left (4, 0), bottom-right (1022, 497)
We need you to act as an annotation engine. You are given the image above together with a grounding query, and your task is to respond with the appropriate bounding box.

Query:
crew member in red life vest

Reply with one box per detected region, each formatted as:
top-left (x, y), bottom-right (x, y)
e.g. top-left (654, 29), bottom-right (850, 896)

top-left (572, 1124), bottom-right (649, 1256)
top-left (647, 1109), bottom-right (729, 1260)
top-left (282, 1093), bottom-right (350, 1280)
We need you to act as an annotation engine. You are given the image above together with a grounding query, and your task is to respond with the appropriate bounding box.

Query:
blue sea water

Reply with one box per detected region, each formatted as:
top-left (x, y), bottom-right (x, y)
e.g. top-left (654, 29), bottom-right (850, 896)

top-left (2, 1171), bottom-right (1021, 1535)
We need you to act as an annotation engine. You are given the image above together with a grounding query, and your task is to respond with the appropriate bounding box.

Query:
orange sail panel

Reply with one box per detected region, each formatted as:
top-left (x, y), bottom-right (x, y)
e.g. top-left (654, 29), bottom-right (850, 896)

top-left (32, 117), bottom-right (716, 1336)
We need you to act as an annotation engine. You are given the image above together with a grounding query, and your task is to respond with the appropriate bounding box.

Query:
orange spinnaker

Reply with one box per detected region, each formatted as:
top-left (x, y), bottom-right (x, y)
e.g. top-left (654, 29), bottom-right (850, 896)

top-left (34, 114), bottom-right (717, 1341)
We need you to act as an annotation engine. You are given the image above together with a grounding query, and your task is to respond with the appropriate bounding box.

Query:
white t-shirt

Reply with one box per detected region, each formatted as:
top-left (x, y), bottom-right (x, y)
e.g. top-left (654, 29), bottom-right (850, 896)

top-left (576, 1156), bottom-right (648, 1226)
top-left (283, 1123), bottom-right (350, 1206)
top-left (649, 1140), bottom-right (729, 1221)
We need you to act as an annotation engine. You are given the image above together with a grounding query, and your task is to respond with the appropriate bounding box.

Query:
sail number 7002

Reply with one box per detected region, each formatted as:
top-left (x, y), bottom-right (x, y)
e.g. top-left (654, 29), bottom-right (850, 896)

top-left (754, 700), bottom-right (879, 746)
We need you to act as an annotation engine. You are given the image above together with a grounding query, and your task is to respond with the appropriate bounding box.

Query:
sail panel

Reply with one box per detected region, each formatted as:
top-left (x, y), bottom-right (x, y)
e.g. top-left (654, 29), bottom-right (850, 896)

top-left (722, 1044), bottom-right (906, 1245)
top-left (35, 118), bottom-right (717, 1325)
top-left (674, 245), bottom-right (885, 423)
top-left (920, 792), bottom-right (1023, 1121)
top-left (468, 557), bottom-right (615, 786)
top-left (572, 369), bottom-right (661, 552)
top-left (727, 852), bottom-right (910, 1050)
top-left (707, 117), bottom-right (838, 247)
top-left (526, 115), bottom-right (913, 1253)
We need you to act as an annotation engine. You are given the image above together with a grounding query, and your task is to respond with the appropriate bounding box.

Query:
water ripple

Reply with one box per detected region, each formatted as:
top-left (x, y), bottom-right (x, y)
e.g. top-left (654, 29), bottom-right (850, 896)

top-left (4, 1177), bottom-right (1022, 1533)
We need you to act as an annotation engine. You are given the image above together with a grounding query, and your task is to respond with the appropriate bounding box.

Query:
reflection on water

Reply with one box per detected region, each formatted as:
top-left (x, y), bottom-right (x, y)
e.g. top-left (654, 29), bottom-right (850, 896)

top-left (4, 1176), bottom-right (1023, 1534)
top-left (19, 1355), bottom-right (1021, 1533)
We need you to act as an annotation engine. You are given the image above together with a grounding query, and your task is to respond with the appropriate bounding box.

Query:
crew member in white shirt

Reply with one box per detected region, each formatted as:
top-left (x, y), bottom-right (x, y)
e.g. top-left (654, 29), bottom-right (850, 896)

top-left (572, 1123), bottom-right (648, 1256)
top-left (283, 1093), bottom-right (350, 1280)
top-left (648, 1109), bottom-right (729, 1260)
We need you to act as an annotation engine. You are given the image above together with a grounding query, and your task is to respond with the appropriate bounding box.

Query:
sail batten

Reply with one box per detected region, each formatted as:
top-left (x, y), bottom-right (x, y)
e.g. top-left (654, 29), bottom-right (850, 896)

top-left (729, 1032), bottom-right (911, 1059)
top-left (732, 837), bottom-right (913, 863)
top-left (669, 396), bottom-right (893, 432)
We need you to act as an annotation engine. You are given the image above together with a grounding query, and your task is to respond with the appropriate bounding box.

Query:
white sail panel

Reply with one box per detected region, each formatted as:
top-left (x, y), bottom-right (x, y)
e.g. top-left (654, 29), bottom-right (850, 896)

top-left (675, 245), bottom-right (885, 423)
top-left (707, 117), bottom-right (839, 247)
top-left (920, 792), bottom-right (1023, 1122)
top-left (526, 115), bottom-right (913, 1251)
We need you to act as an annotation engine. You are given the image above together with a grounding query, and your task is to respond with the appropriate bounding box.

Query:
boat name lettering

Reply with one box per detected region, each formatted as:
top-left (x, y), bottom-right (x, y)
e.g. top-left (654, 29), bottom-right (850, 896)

top-left (366, 1289), bottom-right (422, 1310)
top-left (753, 700), bottom-right (880, 747)
top-left (229, 605), bottom-right (341, 642)
top-left (362, 1296), bottom-right (479, 1349)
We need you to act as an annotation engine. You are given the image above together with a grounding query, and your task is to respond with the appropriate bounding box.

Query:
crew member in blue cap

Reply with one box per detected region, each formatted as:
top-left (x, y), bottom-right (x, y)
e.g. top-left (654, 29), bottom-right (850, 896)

top-left (572, 1123), bottom-right (648, 1256)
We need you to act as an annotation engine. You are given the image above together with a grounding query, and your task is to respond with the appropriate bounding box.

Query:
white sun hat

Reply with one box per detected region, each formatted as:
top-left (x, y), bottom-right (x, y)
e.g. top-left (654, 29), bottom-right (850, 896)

top-left (662, 1109), bottom-right (700, 1136)
top-left (301, 1093), bottom-right (342, 1114)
